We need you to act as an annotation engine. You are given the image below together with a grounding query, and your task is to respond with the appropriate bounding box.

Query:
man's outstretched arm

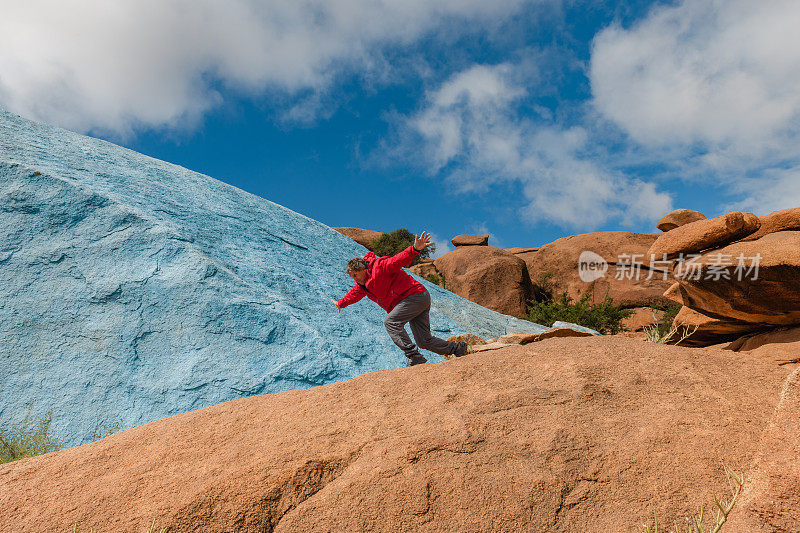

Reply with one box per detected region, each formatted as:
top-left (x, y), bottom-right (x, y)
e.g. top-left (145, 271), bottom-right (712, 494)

top-left (334, 284), bottom-right (367, 312)
top-left (382, 231), bottom-right (433, 273)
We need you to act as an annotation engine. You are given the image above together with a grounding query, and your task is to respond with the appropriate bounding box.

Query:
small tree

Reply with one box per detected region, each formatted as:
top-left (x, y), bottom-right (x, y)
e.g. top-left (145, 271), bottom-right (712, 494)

top-left (370, 228), bottom-right (435, 266)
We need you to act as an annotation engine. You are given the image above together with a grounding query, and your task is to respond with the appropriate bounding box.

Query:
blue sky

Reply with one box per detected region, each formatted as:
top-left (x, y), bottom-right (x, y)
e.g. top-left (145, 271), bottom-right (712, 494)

top-left (2, 0), bottom-right (799, 255)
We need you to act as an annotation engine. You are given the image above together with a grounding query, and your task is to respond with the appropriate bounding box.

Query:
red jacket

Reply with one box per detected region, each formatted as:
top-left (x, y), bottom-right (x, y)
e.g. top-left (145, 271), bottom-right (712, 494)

top-left (338, 245), bottom-right (427, 313)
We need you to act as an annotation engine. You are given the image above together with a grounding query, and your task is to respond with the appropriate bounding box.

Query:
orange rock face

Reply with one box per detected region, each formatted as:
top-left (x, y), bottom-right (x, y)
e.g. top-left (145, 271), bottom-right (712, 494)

top-left (669, 306), bottom-right (765, 347)
top-left (648, 211), bottom-right (761, 259)
top-left (0, 336), bottom-right (790, 532)
top-left (407, 259), bottom-right (440, 282)
top-left (333, 227), bottom-right (386, 249)
top-left (667, 231), bottom-right (800, 327)
top-left (724, 326), bottom-right (800, 366)
top-left (433, 246), bottom-right (532, 317)
top-left (741, 206), bottom-right (800, 242)
top-left (498, 327), bottom-right (594, 345)
top-left (519, 231), bottom-right (674, 308)
top-left (656, 208), bottom-right (706, 232)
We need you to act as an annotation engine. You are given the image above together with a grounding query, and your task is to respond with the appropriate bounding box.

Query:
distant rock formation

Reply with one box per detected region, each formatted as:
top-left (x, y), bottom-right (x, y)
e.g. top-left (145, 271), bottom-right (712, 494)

top-left (411, 231), bottom-right (674, 318)
top-left (722, 326), bottom-right (800, 366)
top-left (502, 246), bottom-right (539, 254)
top-left (647, 209), bottom-right (800, 347)
top-left (521, 231), bottom-right (674, 309)
top-left (0, 336), bottom-right (789, 532)
top-left (621, 307), bottom-right (665, 332)
top-left (667, 232), bottom-right (800, 325)
top-left (451, 234), bottom-right (489, 246)
top-left (648, 211), bottom-right (761, 259)
top-left (741, 206), bottom-right (800, 242)
top-left (332, 227), bottom-right (386, 249)
top-left (656, 208), bottom-right (706, 232)
top-left (433, 246), bottom-right (533, 317)
top-left (667, 306), bottom-right (761, 347)
top-left (444, 322), bottom-right (599, 356)
top-left (0, 110), bottom-right (546, 445)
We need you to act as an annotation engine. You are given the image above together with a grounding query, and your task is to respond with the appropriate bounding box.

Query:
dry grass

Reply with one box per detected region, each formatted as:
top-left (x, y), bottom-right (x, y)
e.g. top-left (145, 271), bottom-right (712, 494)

top-left (642, 467), bottom-right (744, 533)
top-left (643, 310), bottom-right (699, 346)
top-left (0, 408), bottom-right (62, 464)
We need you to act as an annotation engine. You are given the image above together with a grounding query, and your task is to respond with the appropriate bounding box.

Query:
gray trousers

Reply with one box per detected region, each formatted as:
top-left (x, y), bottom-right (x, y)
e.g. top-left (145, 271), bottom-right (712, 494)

top-left (384, 290), bottom-right (459, 358)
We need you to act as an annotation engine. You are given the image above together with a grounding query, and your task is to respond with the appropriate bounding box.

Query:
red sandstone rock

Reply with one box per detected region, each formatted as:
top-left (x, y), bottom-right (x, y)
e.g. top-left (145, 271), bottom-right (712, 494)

top-left (741, 206), bottom-right (800, 242)
top-left (407, 260), bottom-right (440, 282)
top-left (502, 247), bottom-right (539, 254)
top-left (433, 246), bottom-right (532, 317)
top-left (333, 227), bottom-right (386, 249)
top-left (656, 209), bottom-right (706, 232)
top-left (445, 333), bottom-right (487, 346)
top-left (669, 306), bottom-right (764, 347)
top-left (519, 231), bottom-right (674, 308)
top-left (663, 281), bottom-right (684, 305)
top-left (647, 211), bottom-right (760, 259)
top-left (467, 341), bottom-right (509, 353)
top-left (497, 332), bottom-right (539, 344)
top-left (724, 326), bottom-right (800, 367)
top-left (666, 231), bottom-right (800, 327)
top-left (0, 337), bottom-right (789, 532)
top-left (451, 234), bottom-right (489, 246)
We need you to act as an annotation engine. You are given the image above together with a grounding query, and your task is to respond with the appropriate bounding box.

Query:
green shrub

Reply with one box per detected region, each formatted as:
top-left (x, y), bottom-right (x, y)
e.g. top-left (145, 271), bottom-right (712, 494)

top-left (0, 409), bottom-right (63, 464)
top-left (424, 272), bottom-right (446, 289)
top-left (524, 291), bottom-right (634, 334)
top-left (370, 228), bottom-right (434, 266)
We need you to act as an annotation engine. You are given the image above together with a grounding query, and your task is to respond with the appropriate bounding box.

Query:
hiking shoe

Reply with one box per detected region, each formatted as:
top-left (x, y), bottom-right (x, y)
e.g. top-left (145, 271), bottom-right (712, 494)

top-left (454, 341), bottom-right (469, 357)
top-left (406, 355), bottom-right (427, 367)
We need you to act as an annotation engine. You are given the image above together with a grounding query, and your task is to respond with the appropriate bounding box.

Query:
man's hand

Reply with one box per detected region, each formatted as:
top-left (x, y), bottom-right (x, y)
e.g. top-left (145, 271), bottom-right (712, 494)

top-left (331, 299), bottom-right (341, 313)
top-left (413, 231), bottom-right (432, 252)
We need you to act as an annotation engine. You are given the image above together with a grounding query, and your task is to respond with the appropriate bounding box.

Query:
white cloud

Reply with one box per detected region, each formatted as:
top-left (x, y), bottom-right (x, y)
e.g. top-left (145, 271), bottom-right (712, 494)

top-left (398, 63), bottom-right (673, 229)
top-left (589, 0), bottom-right (800, 214)
top-left (590, 0), bottom-right (800, 155)
top-left (0, 0), bottom-right (531, 135)
top-left (724, 166), bottom-right (800, 215)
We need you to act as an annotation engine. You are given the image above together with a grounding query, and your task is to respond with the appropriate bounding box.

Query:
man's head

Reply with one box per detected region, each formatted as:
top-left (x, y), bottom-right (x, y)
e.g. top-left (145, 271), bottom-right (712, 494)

top-left (346, 258), bottom-right (368, 284)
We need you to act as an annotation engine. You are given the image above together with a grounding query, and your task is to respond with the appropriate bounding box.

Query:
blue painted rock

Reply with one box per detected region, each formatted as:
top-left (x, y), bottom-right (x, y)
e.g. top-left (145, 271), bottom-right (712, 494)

top-left (0, 110), bottom-right (547, 445)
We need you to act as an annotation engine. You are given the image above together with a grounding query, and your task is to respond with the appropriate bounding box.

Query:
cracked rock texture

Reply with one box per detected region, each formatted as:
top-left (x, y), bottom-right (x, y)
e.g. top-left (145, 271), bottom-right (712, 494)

top-left (0, 110), bottom-right (546, 445)
top-left (727, 368), bottom-right (800, 532)
top-left (0, 336), bottom-right (789, 532)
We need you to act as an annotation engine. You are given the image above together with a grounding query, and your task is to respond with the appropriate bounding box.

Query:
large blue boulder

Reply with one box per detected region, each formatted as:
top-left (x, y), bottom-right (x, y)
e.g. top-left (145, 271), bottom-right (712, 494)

top-left (0, 110), bottom-right (547, 445)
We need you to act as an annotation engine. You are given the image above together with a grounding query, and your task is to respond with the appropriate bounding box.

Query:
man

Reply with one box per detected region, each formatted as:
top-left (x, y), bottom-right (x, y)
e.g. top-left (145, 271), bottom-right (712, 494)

top-left (332, 231), bottom-right (469, 366)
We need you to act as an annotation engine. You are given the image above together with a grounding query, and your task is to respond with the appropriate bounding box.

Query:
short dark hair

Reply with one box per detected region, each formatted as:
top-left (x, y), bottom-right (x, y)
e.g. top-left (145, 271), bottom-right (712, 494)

top-left (347, 258), bottom-right (368, 272)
